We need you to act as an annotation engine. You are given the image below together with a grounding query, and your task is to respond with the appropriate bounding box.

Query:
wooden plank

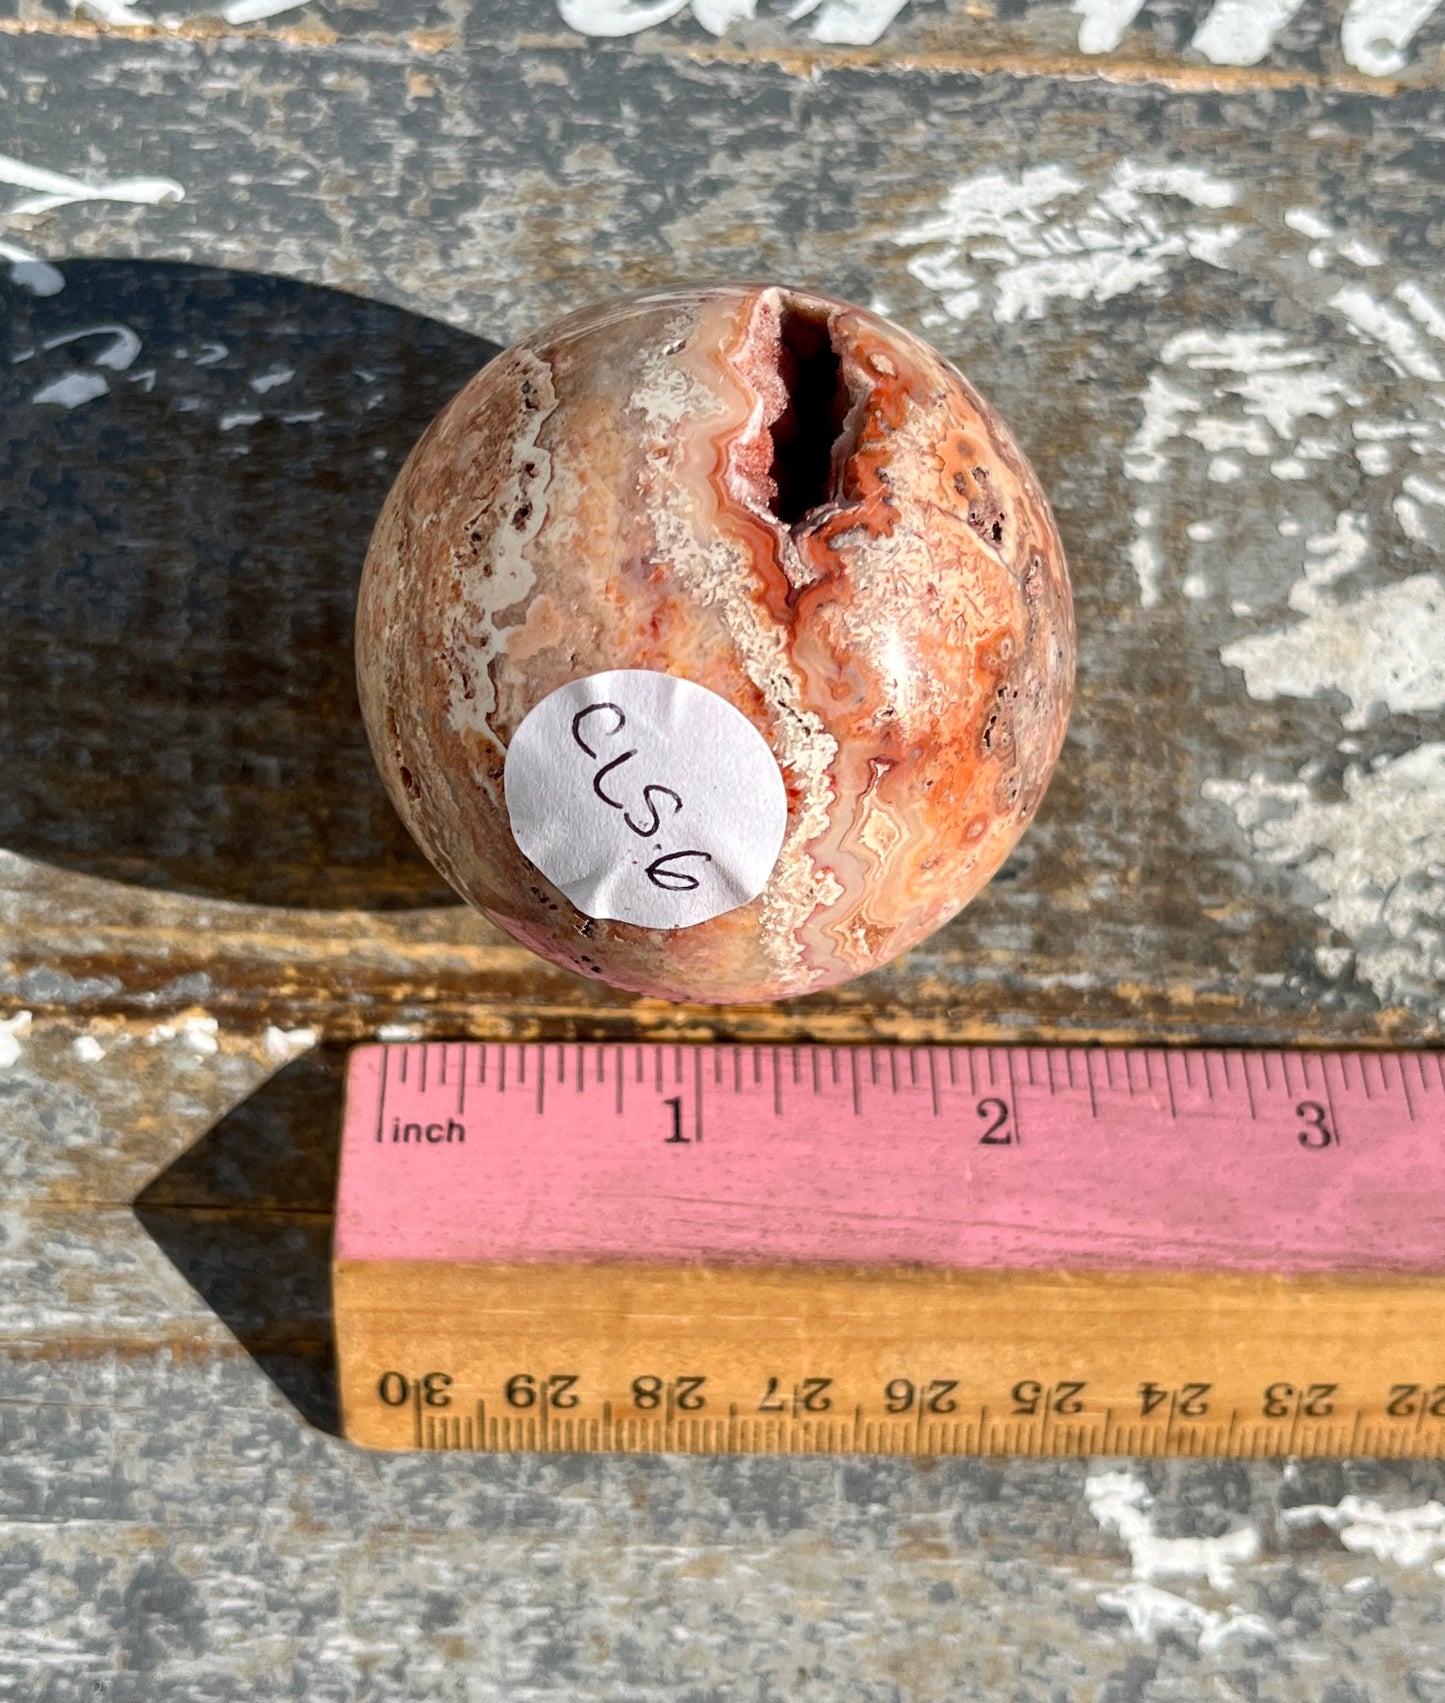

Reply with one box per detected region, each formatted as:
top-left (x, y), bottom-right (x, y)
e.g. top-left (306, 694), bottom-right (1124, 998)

top-left (0, 40), bottom-right (1441, 1041)
top-left (0, 17), bottom-right (1441, 1691)
top-left (0, 1017), bottom-right (339, 1426)
top-left (2, 0), bottom-right (1441, 91)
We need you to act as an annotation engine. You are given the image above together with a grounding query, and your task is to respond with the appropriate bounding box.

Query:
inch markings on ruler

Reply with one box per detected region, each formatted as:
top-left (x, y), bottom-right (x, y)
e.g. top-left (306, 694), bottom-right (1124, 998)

top-left (333, 1044), bottom-right (1445, 1457)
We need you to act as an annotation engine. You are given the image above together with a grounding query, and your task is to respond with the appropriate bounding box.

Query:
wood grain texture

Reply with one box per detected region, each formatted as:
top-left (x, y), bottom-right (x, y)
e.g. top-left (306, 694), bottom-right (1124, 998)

top-left (2, 51), bottom-right (1445, 1040)
top-left (1, 7), bottom-right (1444, 1695)
top-left (7, 1016), bottom-right (1445, 1696)
top-left (334, 1261), bottom-right (1445, 1457)
top-left (2, 0), bottom-right (1442, 91)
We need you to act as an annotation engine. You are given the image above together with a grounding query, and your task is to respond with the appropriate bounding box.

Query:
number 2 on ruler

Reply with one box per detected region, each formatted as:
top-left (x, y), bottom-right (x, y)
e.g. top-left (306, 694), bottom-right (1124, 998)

top-left (977, 1097), bottom-right (1014, 1145)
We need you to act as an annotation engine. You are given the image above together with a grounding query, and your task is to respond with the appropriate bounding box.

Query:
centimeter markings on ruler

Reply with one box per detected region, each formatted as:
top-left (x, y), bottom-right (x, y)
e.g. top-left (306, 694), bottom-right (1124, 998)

top-left (332, 1042), bottom-right (1445, 1457)
top-left (401, 1400), bottom-right (1445, 1461)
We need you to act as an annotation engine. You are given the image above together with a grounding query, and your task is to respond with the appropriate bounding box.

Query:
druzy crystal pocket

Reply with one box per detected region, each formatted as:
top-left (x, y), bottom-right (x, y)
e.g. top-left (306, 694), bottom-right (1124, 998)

top-left (356, 284), bottom-right (1075, 1004)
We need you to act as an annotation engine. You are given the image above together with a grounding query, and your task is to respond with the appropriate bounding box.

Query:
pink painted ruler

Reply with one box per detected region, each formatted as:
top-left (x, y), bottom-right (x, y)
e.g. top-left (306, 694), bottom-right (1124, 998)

top-left (335, 1043), bottom-right (1445, 1274)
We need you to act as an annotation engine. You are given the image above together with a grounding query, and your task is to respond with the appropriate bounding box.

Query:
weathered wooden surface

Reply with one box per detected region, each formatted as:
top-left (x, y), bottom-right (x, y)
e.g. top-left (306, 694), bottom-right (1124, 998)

top-left (4, 35), bottom-right (1445, 1042)
top-left (3, 0), bottom-right (1443, 88)
top-left (2, 0), bottom-right (1445, 1694)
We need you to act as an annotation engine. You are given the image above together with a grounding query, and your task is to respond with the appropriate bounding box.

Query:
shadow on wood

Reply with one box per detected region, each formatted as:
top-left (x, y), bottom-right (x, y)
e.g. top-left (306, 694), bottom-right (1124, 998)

top-left (0, 260), bottom-right (501, 909)
top-left (134, 1042), bottom-right (348, 1434)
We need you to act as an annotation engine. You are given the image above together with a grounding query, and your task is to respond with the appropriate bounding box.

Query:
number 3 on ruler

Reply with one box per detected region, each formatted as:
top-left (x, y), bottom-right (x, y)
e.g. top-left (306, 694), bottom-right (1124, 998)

top-left (1296, 1101), bottom-right (1335, 1149)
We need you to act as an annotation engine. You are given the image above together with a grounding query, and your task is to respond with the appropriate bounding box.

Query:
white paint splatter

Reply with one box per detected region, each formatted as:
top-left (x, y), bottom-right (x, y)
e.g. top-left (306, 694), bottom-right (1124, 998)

top-left (1221, 571), bottom-right (1445, 730)
top-left (1107, 205), bottom-right (1445, 616)
top-left (147, 1014), bottom-right (221, 1054)
top-left (1125, 375), bottom-right (1200, 484)
top-left (805, 0), bottom-right (908, 43)
top-left (1354, 416), bottom-right (1433, 483)
top-left (1112, 162), bottom-right (1237, 210)
top-left (44, 324), bottom-right (142, 371)
top-left (218, 411), bottom-right (264, 431)
top-left (32, 372), bottom-right (110, 409)
top-left (1086, 1470), bottom-right (1260, 1589)
top-left (894, 162), bottom-right (1239, 327)
top-left (548, 0), bottom-right (1445, 65)
top-left (558, 0), bottom-right (688, 31)
top-left (264, 1024), bottom-right (318, 1062)
top-left (1405, 473), bottom-right (1445, 508)
top-left (1338, 238), bottom-right (1384, 269)
top-left (0, 240), bottom-right (64, 297)
top-left (1076, 0), bottom-right (1442, 71)
top-left (0, 153), bottom-right (182, 301)
top-left (30, 326), bottom-right (143, 409)
top-left (1282, 1497), bottom-right (1445, 1576)
top-left (1120, 330), bottom-right (1356, 533)
top-left (1161, 330), bottom-right (1354, 439)
top-left (1096, 1583), bottom-right (1272, 1653)
top-left (249, 365), bottom-right (295, 394)
top-left (219, 0), bottom-right (308, 20)
top-left (1129, 530), bottom-right (1163, 610)
top-left (1341, 0), bottom-right (1444, 75)
top-left (1285, 208), bottom-right (1332, 242)
top-left (0, 1011), bottom-right (33, 1070)
top-left (687, 0), bottom-right (755, 24)
top-left (183, 1017), bottom-right (220, 1055)
top-left (70, 0), bottom-right (154, 24)
top-left (1191, 0), bottom-right (1308, 67)
top-left (558, 0), bottom-right (909, 39)
top-left (0, 152), bottom-right (184, 219)
top-left (1204, 745), bottom-right (1445, 1007)
top-left (1191, 415), bottom-right (1274, 456)
top-left (1396, 281), bottom-right (1445, 345)
top-left (72, 1035), bottom-right (105, 1063)
top-left (1291, 221), bottom-right (1398, 282)
top-left (900, 255), bottom-right (981, 324)
top-left (1085, 1471), bottom-right (1269, 1652)
top-left (1073, 0), bottom-right (1148, 54)
top-left (1395, 496), bottom-right (1429, 539)
top-left (903, 166), bottom-right (1445, 1017)
top-left (1331, 286), bottom-right (1445, 382)
top-left (1292, 510), bottom-right (1371, 597)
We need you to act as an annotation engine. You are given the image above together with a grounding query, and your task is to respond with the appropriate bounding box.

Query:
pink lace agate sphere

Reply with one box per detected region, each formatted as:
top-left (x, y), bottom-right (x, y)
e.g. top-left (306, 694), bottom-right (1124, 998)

top-left (356, 284), bottom-right (1074, 1004)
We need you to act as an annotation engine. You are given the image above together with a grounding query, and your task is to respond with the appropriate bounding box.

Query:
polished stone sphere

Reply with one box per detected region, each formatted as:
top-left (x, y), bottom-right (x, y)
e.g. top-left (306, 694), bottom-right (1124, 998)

top-left (356, 284), bottom-right (1074, 1003)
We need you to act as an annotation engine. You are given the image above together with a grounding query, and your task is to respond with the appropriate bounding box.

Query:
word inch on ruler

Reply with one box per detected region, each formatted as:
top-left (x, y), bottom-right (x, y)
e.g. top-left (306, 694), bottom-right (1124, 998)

top-left (332, 1043), bottom-right (1445, 1458)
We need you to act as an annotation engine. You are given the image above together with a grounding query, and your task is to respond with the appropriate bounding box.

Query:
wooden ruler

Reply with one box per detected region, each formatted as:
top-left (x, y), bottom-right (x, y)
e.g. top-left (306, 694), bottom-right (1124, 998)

top-left (333, 1042), bottom-right (1445, 1457)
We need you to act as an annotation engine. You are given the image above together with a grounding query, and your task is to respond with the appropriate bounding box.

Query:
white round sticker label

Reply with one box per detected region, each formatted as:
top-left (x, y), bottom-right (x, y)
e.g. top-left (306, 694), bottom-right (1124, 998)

top-left (504, 670), bottom-right (789, 930)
